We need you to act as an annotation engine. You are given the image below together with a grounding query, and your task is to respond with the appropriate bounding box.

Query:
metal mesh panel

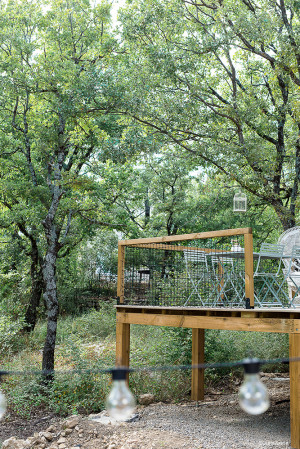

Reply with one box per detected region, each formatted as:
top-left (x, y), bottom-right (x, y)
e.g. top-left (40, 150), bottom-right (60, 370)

top-left (123, 235), bottom-right (247, 308)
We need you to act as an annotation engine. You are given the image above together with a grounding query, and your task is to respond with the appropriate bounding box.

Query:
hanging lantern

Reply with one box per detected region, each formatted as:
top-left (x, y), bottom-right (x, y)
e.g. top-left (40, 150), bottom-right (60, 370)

top-left (233, 190), bottom-right (247, 212)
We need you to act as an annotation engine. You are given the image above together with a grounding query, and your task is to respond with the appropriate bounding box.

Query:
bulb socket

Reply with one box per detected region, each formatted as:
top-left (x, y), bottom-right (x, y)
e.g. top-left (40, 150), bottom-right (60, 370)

top-left (243, 358), bottom-right (260, 374)
top-left (111, 368), bottom-right (129, 381)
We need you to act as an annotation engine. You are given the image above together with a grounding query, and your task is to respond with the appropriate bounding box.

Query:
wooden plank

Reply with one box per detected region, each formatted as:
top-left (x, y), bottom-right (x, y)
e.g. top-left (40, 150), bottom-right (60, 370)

top-left (119, 228), bottom-right (252, 246)
top-left (117, 243), bottom-right (125, 304)
top-left (217, 262), bottom-right (225, 301)
top-left (116, 322), bottom-right (130, 368)
top-left (289, 333), bottom-right (300, 449)
top-left (191, 329), bottom-right (205, 401)
top-left (118, 244), bottom-right (239, 252)
top-left (293, 320), bottom-right (300, 333)
top-left (117, 312), bottom-right (297, 333)
top-left (244, 233), bottom-right (254, 307)
top-left (116, 305), bottom-right (300, 317)
top-left (241, 311), bottom-right (259, 318)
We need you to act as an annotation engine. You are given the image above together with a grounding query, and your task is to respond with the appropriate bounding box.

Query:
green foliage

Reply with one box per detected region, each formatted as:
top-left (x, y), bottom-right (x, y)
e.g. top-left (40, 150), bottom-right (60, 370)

top-left (162, 327), bottom-right (289, 376)
top-left (1, 308), bottom-right (290, 417)
top-left (0, 314), bottom-right (25, 356)
top-left (118, 0), bottom-right (300, 229)
top-left (28, 303), bottom-right (116, 349)
top-left (4, 375), bottom-right (47, 418)
top-left (47, 372), bottom-right (110, 415)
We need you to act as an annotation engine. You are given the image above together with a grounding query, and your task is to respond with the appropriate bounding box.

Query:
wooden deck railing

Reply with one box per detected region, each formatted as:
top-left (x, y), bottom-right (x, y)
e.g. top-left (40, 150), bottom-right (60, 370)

top-left (117, 228), bottom-right (254, 308)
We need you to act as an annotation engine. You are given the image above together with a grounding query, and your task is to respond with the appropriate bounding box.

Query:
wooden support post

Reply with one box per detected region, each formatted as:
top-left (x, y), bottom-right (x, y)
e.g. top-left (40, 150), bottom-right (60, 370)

top-left (217, 262), bottom-right (225, 302)
top-left (244, 232), bottom-right (254, 307)
top-left (117, 243), bottom-right (125, 304)
top-left (191, 328), bottom-right (205, 401)
top-left (116, 321), bottom-right (130, 369)
top-left (290, 333), bottom-right (300, 449)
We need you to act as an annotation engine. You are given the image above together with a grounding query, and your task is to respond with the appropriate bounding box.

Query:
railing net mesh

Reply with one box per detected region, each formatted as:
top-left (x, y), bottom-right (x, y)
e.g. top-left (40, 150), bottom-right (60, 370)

top-left (123, 235), bottom-right (246, 307)
top-left (122, 235), bottom-right (291, 308)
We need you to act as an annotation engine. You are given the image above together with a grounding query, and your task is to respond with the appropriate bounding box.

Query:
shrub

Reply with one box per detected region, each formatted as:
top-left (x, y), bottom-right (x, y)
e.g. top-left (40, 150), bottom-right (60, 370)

top-left (161, 327), bottom-right (289, 376)
top-left (0, 315), bottom-right (25, 356)
top-left (28, 302), bottom-right (116, 350)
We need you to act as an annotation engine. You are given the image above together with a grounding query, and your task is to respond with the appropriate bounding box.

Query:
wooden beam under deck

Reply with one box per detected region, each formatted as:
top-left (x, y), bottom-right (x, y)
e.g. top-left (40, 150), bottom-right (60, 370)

top-left (116, 305), bottom-right (300, 334)
top-left (115, 305), bottom-right (300, 449)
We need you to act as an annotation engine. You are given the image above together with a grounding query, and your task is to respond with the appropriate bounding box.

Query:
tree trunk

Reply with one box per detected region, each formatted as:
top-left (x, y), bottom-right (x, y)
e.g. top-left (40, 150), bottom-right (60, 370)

top-left (144, 188), bottom-right (150, 226)
top-left (23, 240), bottom-right (43, 332)
top-left (41, 177), bottom-right (63, 374)
top-left (274, 202), bottom-right (296, 231)
top-left (41, 123), bottom-right (65, 374)
top-left (42, 246), bottom-right (59, 374)
top-left (23, 269), bottom-right (43, 332)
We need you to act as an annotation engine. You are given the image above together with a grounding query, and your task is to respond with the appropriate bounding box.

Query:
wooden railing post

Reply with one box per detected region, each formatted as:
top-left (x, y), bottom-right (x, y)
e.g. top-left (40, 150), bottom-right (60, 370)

top-left (116, 314), bottom-right (130, 382)
top-left (290, 333), bottom-right (300, 449)
top-left (244, 230), bottom-right (254, 307)
top-left (117, 242), bottom-right (125, 304)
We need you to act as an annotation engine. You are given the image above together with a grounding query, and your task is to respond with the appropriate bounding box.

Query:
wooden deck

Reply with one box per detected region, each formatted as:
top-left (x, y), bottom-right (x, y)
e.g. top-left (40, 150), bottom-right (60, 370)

top-left (116, 228), bottom-right (300, 448)
top-left (116, 305), bottom-right (300, 449)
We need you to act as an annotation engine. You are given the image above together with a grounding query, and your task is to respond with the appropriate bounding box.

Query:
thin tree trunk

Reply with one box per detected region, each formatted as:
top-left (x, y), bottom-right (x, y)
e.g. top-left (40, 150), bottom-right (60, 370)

top-left (42, 246), bottom-right (59, 374)
top-left (24, 269), bottom-right (43, 332)
top-left (23, 240), bottom-right (43, 332)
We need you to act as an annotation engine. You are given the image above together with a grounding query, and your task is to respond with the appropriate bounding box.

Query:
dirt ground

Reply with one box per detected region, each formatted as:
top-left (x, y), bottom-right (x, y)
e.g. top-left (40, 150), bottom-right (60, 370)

top-left (0, 374), bottom-right (292, 449)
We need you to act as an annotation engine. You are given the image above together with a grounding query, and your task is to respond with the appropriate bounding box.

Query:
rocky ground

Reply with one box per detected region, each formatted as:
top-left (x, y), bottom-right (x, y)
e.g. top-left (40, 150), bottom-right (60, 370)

top-left (0, 374), bottom-right (292, 449)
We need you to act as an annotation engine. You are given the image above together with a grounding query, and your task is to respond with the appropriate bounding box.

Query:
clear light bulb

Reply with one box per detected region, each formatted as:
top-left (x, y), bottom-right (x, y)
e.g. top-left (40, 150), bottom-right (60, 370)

top-left (106, 368), bottom-right (136, 421)
top-left (0, 390), bottom-right (7, 419)
top-left (239, 359), bottom-right (270, 415)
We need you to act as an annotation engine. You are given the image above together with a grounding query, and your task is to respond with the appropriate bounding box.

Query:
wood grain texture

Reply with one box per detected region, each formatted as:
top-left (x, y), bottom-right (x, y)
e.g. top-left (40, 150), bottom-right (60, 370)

top-left (116, 322), bottom-right (130, 368)
top-left (290, 333), bottom-right (300, 449)
top-left (191, 329), bottom-right (205, 401)
top-left (117, 243), bottom-right (125, 304)
top-left (116, 305), bottom-right (300, 317)
top-left (244, 233), bottom-right (254, 307)
top-left (117, 312), bottom-right (297, 333)
top-left (119, 228), bottom-right (252, 246)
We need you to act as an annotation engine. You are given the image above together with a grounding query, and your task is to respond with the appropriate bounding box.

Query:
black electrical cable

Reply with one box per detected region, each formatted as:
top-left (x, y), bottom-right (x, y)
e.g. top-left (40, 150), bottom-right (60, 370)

top-left (0, 355), bottom-right (298, 378)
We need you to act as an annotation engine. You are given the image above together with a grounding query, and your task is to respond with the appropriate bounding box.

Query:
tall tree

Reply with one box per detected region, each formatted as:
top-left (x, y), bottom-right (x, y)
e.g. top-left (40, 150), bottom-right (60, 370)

top-left (0, 0), bottom-right (121, 372)
top-left (119, 0), bottom-right (300, 230)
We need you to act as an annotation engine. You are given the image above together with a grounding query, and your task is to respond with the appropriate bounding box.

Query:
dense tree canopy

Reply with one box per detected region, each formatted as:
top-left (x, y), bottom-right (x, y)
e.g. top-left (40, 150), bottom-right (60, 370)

top-left (0, 0), bottom-right (125, 371)
top-left (0, 0), bottom-right (299, 374)
top-left (118, 0), bottom-right (300, 230)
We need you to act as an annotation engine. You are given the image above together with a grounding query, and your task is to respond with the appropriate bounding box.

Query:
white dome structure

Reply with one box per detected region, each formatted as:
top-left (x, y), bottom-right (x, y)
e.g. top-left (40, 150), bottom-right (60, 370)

top-left (278, 226), bottom-right (300, 254)
top-left (278, 226), bottom-right (300, 305)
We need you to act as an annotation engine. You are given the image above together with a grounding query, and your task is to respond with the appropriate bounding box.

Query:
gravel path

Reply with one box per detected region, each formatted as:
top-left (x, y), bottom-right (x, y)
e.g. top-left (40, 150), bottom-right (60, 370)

top-left (135, 399), bottom-right (290, 449)
top-left (129, 375), bottom-right (292, 449)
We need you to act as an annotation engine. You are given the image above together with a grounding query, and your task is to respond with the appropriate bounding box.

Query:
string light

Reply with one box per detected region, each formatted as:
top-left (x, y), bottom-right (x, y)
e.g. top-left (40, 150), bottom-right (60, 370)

top-left (0, 374), bottom-right (7, 420)
top-left (0, 356), bottom-right (296, 421)
top-left (106, 368), bottom-right (136, 421)
top-left (0, 390), bottom-right (6, 420)
top-left (239, 359), bottom-right (270, 415)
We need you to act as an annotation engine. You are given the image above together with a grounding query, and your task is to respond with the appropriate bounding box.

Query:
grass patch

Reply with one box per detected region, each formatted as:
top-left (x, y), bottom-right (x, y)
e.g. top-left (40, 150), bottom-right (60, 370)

top-left (1, 305), bottom-right (290, 418)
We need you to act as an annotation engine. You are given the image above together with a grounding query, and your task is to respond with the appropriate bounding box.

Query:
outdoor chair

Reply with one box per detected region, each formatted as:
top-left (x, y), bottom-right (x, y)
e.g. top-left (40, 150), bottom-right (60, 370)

top-left (210, 254), bottom-right (244, 306)
top-left (183, 250), bottom-right (211, 306)
top-left (253, 243), bottom-right (286, 306)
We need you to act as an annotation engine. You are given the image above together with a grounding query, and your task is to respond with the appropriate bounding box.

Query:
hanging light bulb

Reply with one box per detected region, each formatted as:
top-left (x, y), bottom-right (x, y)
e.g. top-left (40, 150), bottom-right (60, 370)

top-left (239, 359), bottom-right (270, 415)
top-left (0, 390), bottom-right (6, 419)
top-left (106, 368), bottom-right (136, 421)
